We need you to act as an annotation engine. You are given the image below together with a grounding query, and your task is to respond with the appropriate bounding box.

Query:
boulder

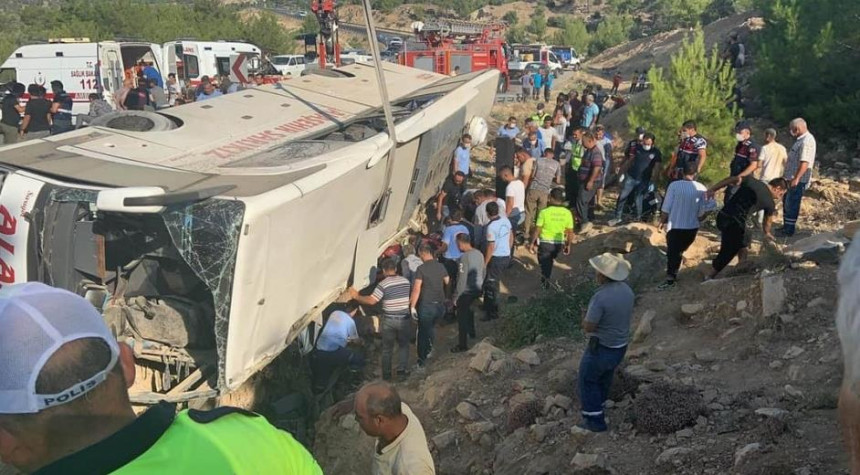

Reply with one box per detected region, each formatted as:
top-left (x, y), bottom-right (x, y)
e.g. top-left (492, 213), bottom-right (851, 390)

top-left (644, 359), bottom-right (668, 372)
top-left (850, 178), bottom-right (860, 193)
top-left (431, 430), bottom-right (458, 450)
top-left (761, 271), bottom-right (787, 318)
top-left (624, 364), bottom-right (661, 383)
top-left (465, 421), bottom-right (496, 441)
top-left (514, 348), bottom-right (541, 366)
top-left (656, 447), bottom-right (695, 465)
top-left (734, 442), bottom-right (762, 467)
top-left (632, 310), bottom-right (657, 343)
top-left (531, 421), bottom-right (560, 442)
top-left (784, 232), bottom-right (849, 264)
top-left (570, 453), bottom-right (612, 473)
top-left (456, 401), bottom-right (481, 421)
top-left (840, 220), bottom-right (860, 240)
top-left (783, 346), bottom-right (805, 360)
top-left (469, 341), bottom-right (506, 373)
top-left (625, 246), bottom-right (665, 290)
top-left (600, 223), bottom-right (661, 254)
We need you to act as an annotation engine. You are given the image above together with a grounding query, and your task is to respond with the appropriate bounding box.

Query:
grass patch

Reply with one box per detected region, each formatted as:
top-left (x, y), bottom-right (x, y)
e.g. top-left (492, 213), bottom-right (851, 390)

top-left (498, 280), bottom-right (596, 349)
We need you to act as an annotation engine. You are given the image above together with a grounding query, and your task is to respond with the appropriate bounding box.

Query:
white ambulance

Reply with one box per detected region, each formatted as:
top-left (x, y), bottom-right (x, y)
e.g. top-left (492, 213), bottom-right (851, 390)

top-left (162, 40), bottom-right (269, 87)
top-left (0, 38), bottom-right (164, 116)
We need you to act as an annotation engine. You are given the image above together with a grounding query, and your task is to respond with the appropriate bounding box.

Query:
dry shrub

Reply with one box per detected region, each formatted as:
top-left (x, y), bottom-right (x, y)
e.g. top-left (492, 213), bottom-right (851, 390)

top-left (506, 399), bottom-right (541, 434)
top-left (633, 382), bottom-right (704, 434)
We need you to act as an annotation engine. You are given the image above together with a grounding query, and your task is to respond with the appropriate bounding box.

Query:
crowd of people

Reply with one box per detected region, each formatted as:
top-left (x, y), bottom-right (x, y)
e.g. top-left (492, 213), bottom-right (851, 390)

top-left (0, 64), bottom-right (273, 145)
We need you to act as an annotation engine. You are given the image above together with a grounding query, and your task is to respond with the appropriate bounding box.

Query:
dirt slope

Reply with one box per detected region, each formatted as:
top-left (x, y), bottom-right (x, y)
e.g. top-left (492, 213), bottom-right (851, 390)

top-left (586, 11), bottom-right (763, 76)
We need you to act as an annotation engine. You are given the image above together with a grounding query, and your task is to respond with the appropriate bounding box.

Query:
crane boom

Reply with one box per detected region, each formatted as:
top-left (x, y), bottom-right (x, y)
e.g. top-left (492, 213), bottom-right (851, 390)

top-left (311, 0), bottom-right (340, 67)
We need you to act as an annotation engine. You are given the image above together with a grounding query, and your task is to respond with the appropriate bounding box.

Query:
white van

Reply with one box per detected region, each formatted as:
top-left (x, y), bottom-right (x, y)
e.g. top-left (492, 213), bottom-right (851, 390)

top-left (270, 54), bottom-right (307, 76)
top-left (0, 38), bottom-right (164, 116)
top-left (162, 41), bottom-right (265, 87)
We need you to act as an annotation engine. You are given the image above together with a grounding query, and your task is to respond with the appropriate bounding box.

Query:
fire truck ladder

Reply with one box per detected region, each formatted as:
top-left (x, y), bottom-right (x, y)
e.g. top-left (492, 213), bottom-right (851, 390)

top-left (420, 18), bottom-right (506, 38)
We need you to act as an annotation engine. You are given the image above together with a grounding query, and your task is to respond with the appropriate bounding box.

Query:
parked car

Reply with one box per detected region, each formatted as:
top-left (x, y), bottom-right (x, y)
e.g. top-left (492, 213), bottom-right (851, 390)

top-left (270, 54), bottom-right (307, 76)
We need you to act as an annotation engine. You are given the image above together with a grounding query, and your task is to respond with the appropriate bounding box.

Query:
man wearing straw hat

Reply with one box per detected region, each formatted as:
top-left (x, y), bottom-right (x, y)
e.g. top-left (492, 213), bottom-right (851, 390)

top-left (577, 253), bottom-right (634, 433)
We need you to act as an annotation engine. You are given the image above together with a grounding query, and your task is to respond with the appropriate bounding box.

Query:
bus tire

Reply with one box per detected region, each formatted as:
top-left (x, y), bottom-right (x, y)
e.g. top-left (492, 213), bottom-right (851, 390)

top-left (90, 111), bottom-right (178, 132)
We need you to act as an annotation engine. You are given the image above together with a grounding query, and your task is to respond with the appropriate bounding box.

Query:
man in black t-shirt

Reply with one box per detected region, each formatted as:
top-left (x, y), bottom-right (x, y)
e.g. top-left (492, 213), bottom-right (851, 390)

top-left (610, 132), bottom-right (662, 225)
top-left (434, 171), bottom-right (466, 227)
top-left (1, 82), bottom-right (25, 145)
top-left (20, 84), bottom-right (52, 141)
top-left (409, 243), bottom-right (450, 367)
top-left (705, 175), bottom-right (788, 279)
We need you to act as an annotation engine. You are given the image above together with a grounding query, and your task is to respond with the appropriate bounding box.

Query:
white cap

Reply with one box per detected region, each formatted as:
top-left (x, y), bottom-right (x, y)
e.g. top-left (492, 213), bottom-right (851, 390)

top-left (0, 282), bottom-right (119, 414)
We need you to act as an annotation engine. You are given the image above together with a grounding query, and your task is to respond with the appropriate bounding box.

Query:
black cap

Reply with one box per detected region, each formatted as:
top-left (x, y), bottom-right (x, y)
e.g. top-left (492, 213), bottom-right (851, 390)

top-left (635, 126), bottom-right (646, 135)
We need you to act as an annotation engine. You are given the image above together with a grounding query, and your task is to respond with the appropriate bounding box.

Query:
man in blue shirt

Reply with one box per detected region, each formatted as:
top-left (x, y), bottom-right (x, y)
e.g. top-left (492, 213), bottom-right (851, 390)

top-left (196, 82), bottom-right (223, 102)
top-left (532, 72), bottom-right (543, 101)
top-left (482, 201), bottom-right (513, 321)
top-left (142, 63), bottom-right (164, 88)
top-left (580, 94), bottom-right (599, 129)
top-left (497, 116), bottom-right (520, 139)
top-left (440, 209), bottom-right (472, 289)
top-left (309, 302), bottom-right (364, 393)
top-left (451, 133), bottom-right (473, 177)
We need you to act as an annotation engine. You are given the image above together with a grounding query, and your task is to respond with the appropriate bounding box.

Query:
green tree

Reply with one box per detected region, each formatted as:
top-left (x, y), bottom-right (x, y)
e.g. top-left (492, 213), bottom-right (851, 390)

top-left (502, 10), bottom-right (519, 25)
top-left (652, 0), bottom-right (711, 32)
top-left (588, 14), bottom-right (633, 54)
top-left (300, 12), bottom-right (319, 34)
top-left (507, 25), bottom-right (528, 44)
top-left (627, 27), bottom-right (739, 184)
top-left (552, 18), bottom-right (590, 51)
top-left (752, 0), bottom-right (860, 136)
top-left (527, 7), bottom-right (547, 41)
top-left (608, 0), bottom-right (642, 14)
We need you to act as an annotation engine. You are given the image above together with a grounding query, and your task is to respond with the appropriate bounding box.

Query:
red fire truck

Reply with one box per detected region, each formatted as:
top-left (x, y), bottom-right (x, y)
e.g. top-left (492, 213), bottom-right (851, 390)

top-left (398, 19), bottom-right (510, 92)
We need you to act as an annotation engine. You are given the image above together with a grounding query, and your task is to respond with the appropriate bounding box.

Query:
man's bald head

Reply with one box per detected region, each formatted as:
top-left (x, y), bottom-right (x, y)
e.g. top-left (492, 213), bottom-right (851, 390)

top-left (354, 381), bottom-right (403, 438)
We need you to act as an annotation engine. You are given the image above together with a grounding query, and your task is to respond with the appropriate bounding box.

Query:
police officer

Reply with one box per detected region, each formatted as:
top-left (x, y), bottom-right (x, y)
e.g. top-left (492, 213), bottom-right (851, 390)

top-left (49, 80), bottom-right (74, 135)
top-left (0, 282), bottom-right (323, 475)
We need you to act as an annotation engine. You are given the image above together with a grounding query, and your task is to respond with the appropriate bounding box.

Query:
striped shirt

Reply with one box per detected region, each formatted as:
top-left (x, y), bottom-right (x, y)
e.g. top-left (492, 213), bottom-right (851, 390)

top-left (784, 132), bottom-right (816, 184)
top-left (661, 179), bottom-right (709, 231)
top-left (372, 275), bottom-right (411, 318)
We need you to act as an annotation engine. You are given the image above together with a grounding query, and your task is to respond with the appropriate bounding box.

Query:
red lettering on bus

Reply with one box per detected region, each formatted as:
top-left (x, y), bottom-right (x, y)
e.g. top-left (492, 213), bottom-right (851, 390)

top-left (0, 258), bottom-right (13, 284)
top-left (0, 206), bottom-right (17, 236)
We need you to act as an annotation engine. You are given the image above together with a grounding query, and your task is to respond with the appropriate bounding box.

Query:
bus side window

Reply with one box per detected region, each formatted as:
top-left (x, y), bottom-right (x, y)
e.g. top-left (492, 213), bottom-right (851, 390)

top-left (184, 55), bottom-right (199, 79)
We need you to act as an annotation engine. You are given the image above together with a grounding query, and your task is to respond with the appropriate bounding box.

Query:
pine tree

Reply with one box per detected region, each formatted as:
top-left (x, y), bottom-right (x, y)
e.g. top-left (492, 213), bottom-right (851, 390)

top-left (552, 18), bottom-right (590, 52)
top-left (627, 26), bottom-right (739, 184)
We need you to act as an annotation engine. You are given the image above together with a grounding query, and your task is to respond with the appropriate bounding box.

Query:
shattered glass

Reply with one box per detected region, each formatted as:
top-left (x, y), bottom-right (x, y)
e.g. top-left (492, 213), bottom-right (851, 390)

top-left (162, 199), bottom-right (245, 390)
top-left (49, 188), bottom-right (98, 203)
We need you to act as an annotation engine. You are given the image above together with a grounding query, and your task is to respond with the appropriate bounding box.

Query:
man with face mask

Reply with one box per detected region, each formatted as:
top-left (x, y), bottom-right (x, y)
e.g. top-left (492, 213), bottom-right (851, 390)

top-left (610, 132), bottom-right (662, 226)
top-left (726, 122), bottom-right (759, 199)
top-left (452, 134), bottom-right (472, 178)
top-left (665, 120), bottom-right (708, 181)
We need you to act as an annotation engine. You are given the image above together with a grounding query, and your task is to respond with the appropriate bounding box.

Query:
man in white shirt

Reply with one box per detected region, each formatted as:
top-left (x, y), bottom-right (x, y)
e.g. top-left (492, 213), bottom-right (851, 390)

top-left (310, 302), bottom-right (365, 393)
top-left (758, 128), bottom-right (788, 182)
top-left (779, 118), bottom-right (816, 236)
top-left (355, 382), bottom-right (435, 475)
top-left (472, 189), bottom-right (507, 250)
top-left (657, 161), bottom-right (713, 290)
top-left (538, 116), bottom-right (561, 152)
top-left (500, 166), bottom-right (526, 229)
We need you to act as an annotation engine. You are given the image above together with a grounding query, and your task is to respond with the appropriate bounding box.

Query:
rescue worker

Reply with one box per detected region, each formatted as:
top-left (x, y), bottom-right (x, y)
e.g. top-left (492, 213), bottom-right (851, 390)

top-left (0, 282), bottom-right (323, 474)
